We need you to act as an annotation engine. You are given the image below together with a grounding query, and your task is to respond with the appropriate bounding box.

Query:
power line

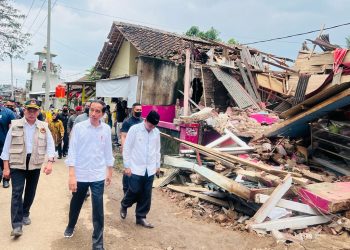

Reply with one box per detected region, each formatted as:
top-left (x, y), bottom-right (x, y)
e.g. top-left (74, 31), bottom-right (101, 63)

top-left (31, 0), bottom-right (58, 38)
top-left (26, 0), bottom-right (46, 33)
top-left (243, 22), bottom-right (350, 45)
top-left (21, 0), bottom-right (36, 28)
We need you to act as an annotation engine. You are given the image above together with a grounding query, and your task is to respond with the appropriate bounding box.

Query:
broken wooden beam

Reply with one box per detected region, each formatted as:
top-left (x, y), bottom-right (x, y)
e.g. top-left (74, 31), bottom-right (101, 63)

top-left (251, 215), bottom-right (331, 231)
top-left (251, 174), bottom-right (292, 224)
top-left (263, 59), bottom-right (299, 73)
top-left (164, 156), bottom-right (251, 200)
top-left (255, 194), bottom-right (319, 215)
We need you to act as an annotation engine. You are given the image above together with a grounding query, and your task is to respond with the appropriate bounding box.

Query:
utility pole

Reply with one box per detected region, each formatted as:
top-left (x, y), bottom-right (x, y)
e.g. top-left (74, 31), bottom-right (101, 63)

top-left (44, 0), bottom-right (52, 110)
top-left (10, 54), bottom-right (14, 100)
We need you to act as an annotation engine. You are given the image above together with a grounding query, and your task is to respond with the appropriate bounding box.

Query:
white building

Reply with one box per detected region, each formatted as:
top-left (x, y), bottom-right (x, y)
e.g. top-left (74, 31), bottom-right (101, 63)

top-left (26, 47), bottom-right (64, 107)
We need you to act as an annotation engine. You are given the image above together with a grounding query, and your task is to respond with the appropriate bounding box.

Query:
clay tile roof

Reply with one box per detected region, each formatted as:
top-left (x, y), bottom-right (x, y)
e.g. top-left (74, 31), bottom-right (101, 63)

top-left (95, 21), bottom-right (212, 71)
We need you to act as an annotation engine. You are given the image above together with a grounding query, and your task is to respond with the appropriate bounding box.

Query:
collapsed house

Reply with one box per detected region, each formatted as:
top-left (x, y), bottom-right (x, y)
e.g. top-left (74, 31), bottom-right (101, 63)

top-left (94, 22), bottom-right (350, 244)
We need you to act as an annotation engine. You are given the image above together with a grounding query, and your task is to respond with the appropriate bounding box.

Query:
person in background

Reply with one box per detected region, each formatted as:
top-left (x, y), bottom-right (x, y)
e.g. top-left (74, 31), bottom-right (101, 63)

top-left (58, 104), bottom-right (70, 157)
top-left (120, 103), bottom-right (143, 194)
top-left (105, 105), bottom-right (112, 128)
top-left (67, 106), bottom-right (82, 134)
top-left (5, 100), bottom-right (21, 119)
top-left (74, 102), bottom-right (90, 125)
top-left (49, 112), bottom-right (65, 159)
top-left (0, 104), bottom-right (16, 188)
top-left (0, 99), bottom-right (55, 237)
top-left (64, 100), bottom-right (114, 250)
top-left (69, 108), bottom-right (75, 117)
top-left (120, 110), bottom-right (160, 228)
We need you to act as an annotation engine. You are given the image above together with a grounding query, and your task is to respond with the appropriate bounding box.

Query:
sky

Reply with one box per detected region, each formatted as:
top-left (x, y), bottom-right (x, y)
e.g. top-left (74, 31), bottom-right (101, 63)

top-left (1, 0), bottom-right (349, 88)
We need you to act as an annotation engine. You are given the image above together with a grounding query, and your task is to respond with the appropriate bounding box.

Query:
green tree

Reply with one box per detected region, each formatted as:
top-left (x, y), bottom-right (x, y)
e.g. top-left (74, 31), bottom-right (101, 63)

top-left (346, 36), bottom-right (350, 49)
top-left (86, 66), bottom-right (102, 81)
top-left (227, 38), bottom-right (238, 45)
top-left (185, 26), bottom-right (221, 41)
top-left (185, 26), bottom-right (200, 37)
top-left (0, 0), bottom-right (31, 61)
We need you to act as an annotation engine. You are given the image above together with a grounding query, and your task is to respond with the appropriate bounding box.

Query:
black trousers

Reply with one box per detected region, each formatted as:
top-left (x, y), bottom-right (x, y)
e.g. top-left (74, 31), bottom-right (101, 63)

top-left (56, 144), bottom-right (63, 157)
top-left (63, 132), bottom-right (69, 155)
top-left (121, 172), bottom-right (154, 219)
top-left (67, 180), bottom-right (105, 249)
top-left (122, 174), bottom-right (129, 194)
top-left (10, 154), bottom-right (41, 229)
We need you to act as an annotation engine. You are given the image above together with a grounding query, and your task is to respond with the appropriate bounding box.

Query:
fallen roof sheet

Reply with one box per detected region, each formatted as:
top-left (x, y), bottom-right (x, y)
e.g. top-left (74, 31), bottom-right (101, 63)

top-left (211, 67), bottom-right (259, 109)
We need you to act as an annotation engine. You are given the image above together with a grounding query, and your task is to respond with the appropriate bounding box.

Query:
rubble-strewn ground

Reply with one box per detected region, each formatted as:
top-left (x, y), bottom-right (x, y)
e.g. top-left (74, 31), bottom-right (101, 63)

top-left (0, 157), bottom-right (349, 250)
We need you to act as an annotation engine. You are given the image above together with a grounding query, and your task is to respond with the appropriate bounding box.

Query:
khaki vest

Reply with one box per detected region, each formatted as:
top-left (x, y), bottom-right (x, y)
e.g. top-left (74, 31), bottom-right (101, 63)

top-left (9, 118), bottom-right (49, 170)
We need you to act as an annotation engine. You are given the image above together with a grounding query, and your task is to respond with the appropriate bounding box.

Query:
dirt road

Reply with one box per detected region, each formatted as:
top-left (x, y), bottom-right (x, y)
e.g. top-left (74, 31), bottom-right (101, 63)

top-left (0, 159), bottom-right (348, 250)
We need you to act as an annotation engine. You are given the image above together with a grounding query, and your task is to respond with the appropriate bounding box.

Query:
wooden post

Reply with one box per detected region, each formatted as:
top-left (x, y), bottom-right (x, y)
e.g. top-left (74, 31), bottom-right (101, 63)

top-left (183, 49), bottom-right (191, 116)
top-left (82, 84), bottom-right (86, 103)
top-left (200, 65), bottom-right (207, 107)
top-left (308, 24), bottom-right (325, 59)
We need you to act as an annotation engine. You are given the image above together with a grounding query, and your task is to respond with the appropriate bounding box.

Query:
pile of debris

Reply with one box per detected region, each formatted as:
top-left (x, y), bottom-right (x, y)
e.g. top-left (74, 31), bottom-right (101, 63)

top-left (156, 134), bottom-right (350, 244)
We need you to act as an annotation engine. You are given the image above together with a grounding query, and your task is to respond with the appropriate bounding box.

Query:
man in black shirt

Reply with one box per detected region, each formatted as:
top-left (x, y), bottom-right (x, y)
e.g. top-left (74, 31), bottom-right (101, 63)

top-left (58, 104), bottom-right (69, 157)
top-left (120, 103), bottom-right (142, 194)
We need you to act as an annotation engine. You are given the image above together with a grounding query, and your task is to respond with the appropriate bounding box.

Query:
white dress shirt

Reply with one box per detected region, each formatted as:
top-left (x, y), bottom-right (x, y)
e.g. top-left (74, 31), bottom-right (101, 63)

top-left (65, 119), bottom-right (115, 182)
top-left (123, 122), bottom-right (161, 176)
top-left (1, 119), bottom-right (56, 160)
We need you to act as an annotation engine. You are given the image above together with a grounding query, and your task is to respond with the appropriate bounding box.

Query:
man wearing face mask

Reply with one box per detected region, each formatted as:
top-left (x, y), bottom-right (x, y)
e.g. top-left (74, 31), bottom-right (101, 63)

top-left (120, 103), bottom-right (143, 194)
top-left (58, 105), bottom-right (69, 157)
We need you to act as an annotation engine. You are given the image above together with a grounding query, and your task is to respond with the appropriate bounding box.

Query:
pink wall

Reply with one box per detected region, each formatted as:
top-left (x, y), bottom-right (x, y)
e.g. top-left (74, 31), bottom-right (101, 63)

top-left (141, 105), bottom-right (176, 123)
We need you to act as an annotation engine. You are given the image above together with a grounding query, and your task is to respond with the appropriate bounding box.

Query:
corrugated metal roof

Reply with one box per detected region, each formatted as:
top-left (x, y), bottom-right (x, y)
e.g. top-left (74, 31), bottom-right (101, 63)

top-left (211, 67), bottom-right (259, 109)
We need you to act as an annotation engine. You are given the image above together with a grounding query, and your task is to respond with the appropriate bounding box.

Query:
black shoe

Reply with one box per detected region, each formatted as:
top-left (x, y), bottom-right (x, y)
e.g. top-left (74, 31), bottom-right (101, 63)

top-left (23, 216), bottom-right (31, 225)
top-left (63, 154), bottom-right (66, 157)
top-left (11, 227), bottom-right (23, 237)
top-left (3, 180), bottom-right (10, 188)
top-left (120, 206), bottom-right (127, 219)
top-left (136, 218), bottom-right (154, 228)
top-left (58, 156), bottom-right (62, 159)
top-left (64, 227), bottom-right (74, 238)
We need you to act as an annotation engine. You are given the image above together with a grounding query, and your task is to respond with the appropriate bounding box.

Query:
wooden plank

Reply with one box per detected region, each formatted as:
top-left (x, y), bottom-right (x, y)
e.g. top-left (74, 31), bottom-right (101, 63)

top-left (256, 74), bottom-right (284, 94)
top-left (161, 133), bottom-right (302, 179)
top-left (183, 48), bottom-right (190, 116)
top-left (265, 88), bottom-right (350, 137)
top-left (235, 169), bottom-right (282, 187)
top-left (167, 184), bottom-right (229, 208)
top-left (251, 215), bottom-right (331, 231)
top-left (251, 174), bottom-right (292, 224)
top-left (164, 156), bottom-right (251, 200)
top-left (255, 194), bottom-right (319, 215)
top-left (280, 81), bottom-right (350, 119)
top-left (236, 59), bottom-right (259, 101)
top-left (241, 55), bottom-right (261, 101)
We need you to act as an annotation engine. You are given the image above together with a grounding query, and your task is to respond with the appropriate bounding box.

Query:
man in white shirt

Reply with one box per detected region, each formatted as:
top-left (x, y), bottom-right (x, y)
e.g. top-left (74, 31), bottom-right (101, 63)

top-left (64, 100), bottom-right (114, 250)
top-left (1, 99), bottom-right (55, 237)
top-left (120, 110), bottom-right (160, 228)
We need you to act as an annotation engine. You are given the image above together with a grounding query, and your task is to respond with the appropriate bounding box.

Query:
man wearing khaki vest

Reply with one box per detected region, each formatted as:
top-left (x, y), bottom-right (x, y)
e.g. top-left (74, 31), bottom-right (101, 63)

top-left (0, 99), bottom-right (55, 237)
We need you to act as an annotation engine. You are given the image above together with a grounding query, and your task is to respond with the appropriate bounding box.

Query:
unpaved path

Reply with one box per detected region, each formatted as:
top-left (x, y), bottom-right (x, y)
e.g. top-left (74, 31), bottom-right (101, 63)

top-left (0, 158), bottom-right (348, 250)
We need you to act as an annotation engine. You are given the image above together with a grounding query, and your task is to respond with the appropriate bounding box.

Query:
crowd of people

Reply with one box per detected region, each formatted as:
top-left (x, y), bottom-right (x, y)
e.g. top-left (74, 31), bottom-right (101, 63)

top-left (0, 98), bottom-right (161, 250)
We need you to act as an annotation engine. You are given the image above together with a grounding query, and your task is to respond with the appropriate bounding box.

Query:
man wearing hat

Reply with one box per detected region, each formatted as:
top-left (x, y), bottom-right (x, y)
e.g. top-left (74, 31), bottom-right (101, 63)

top-left (0, 99), bottom-right (55, 237)
top-left (120, 110), bottom-right (161, 228)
